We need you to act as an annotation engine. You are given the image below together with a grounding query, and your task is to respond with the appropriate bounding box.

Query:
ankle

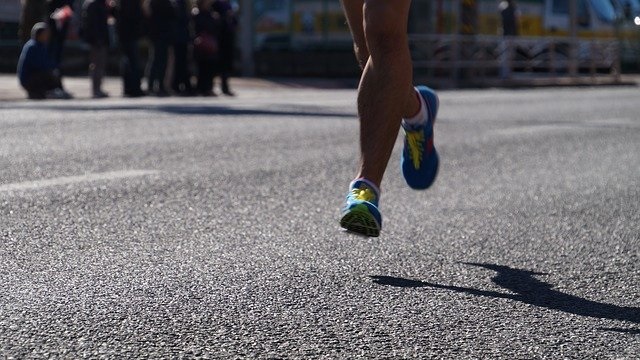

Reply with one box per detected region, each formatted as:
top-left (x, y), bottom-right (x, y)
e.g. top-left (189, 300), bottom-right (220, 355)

top-left (350, 178), bottom-right (381, 198)
top-left (402, 89), bottom-right (427, 126)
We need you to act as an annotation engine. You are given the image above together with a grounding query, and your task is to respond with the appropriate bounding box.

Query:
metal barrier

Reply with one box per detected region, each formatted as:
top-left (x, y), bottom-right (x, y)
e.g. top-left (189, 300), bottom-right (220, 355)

top-left (410, 34), bottom-right (622, 87)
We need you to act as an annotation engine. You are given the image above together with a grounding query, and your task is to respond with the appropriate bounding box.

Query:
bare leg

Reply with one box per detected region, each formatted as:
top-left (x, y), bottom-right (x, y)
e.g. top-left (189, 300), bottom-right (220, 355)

top-left (341, 0), bottom-right (421, 189)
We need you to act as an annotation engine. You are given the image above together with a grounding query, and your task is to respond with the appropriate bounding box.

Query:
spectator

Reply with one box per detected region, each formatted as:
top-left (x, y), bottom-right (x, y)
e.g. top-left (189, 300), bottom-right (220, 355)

top-left (171, 0), bottom-right (194, 95)
top-left (116, 0), bottom-right (145, 97)
top-left (193, 0), bottom-right (219, 96)
top-left (499, 0), bottom-right (519, 36)
top-left (146, 0), bottom-right (176, 96)
top-left (47, 0), bottom-right (74, 69)
top-left (17, 22), bottom-right (72, 99)
top-left (498, 0), bottom-right (519, 78)
top-left (19, 0), bottom-right (47, 44)
top-left (81, 0), bottom-right (111, 98)
top-left (211, 0), bottom-right (236, 96)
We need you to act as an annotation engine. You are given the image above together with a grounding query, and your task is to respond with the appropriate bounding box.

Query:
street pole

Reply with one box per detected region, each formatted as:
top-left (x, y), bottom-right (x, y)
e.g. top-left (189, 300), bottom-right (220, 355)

top-left (239, 0), bottom-right (255, 76)
top-left (568, 0), bottom-right (578, 77)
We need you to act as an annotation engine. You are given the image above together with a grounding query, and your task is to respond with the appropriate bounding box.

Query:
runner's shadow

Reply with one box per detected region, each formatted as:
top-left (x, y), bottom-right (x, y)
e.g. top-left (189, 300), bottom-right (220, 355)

top-left (598, 327), bottom-right (640, 334)
top-left (370, 263), bottom-right (640, 326)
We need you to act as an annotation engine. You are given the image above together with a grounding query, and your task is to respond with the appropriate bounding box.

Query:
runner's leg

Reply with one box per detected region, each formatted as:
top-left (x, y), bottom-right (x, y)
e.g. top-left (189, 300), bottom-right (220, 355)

top-left (342, 0), bottom-right (421, 188)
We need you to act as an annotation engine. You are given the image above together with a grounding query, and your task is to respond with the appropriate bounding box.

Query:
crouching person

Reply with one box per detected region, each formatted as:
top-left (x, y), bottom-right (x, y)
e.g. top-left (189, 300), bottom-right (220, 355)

top-left (17, 22), bottom-right (72, 99)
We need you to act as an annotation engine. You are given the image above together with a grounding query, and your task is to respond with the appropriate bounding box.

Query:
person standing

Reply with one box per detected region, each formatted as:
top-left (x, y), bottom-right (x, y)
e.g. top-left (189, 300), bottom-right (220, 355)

top-left (338, 0), bottom-right (440, 237)
top-left (171, 0), bottom-right (194, 95)
top-left (499, 0), bottom-right (519, 78)
top-left (81, 0), bottom-right (111, 98)
top-left (116, 0), bottom-right (145, 97)
top-left (19, 0), bottom-right (47, 44)
top-left (499, 0), bottom-right (519, 37)
top-left (211, 0), bottom-right (236, 96)
top-left (17, 22), bottom-right (72, 99)
top-left (193, 0), bottom-right (219, 96)
top-left (146, 0), bottom-right (176, 96)
top-left (46, 0), bottom-right (74, 69)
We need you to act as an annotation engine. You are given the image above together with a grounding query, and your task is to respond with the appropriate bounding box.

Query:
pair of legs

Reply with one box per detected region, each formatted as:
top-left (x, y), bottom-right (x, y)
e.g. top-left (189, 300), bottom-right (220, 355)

top-left (216, 42), bottom-right (235, 95)
top-left (341, 0), bottom-right (421, 188)
top-left (172, 41), bottom-right (194, 94)
top-left (196, 56), bottom-right (216, 96)
top-left (89, 45), bottom-right (108, 97)
top-left (340, 0), bottom-right (440, 236)
top-left (214, 71), bottom-right (233, 96)
top-left (147, 37), bottom-right (169, 95)
top-left (23, 70), bottom-right (63, 99)
top-left (121, 39), bottom-right (144, 97)
top-left (47, 19), bottom-right (68, 69)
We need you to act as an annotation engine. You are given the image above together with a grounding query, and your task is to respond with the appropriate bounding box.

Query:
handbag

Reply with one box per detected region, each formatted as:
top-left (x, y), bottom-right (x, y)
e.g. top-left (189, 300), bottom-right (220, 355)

top-left (194, 33), bottom-right (218, 57)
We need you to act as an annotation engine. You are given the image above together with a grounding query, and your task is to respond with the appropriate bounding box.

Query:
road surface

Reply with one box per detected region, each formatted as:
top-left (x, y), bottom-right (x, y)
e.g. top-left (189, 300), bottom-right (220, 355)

top-left (1, 83), bottom-right (639, 358)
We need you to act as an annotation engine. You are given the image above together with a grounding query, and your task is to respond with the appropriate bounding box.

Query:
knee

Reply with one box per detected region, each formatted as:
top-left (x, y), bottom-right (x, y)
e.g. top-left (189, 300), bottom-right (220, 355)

top-left (363, 1), bottom-right (408, 58)
top-left (353, 43), bottom-right (370, 70)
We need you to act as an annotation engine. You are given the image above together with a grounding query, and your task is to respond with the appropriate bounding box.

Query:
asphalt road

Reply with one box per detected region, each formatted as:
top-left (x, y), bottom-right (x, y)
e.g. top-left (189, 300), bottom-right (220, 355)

top-left (1, 84), bottom-right (639, 358)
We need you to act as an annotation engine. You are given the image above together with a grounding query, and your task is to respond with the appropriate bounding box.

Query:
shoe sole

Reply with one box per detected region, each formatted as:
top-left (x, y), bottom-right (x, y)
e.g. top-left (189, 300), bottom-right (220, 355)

top-left (340, 204), bottom-right (381, 237)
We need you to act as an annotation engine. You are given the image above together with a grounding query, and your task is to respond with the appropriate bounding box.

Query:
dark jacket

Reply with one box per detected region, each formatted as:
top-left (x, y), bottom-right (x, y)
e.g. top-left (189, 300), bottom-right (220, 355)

top-left (19, 0), bottom-right (48, 43)
top-left (116, 0), bottom-right (143, 41)
top-left (500, 1), bottom-right (519, 36)
top-left (148, 0), bottom-right (176, 41)
top-left (211, 0), bottom-right (236, 46)
top-left (193, 8), bottom-right (218, 37)
top-left (81, 0), bottom-right (110, 46)
top-left (17, 39), bottom-right (55, 86)
top-left (47, 0), bottom-right (73, 16)
top-left (192, 8), bottom-right (219, 60)
top-left (172, 0), bottom-right (192, 44)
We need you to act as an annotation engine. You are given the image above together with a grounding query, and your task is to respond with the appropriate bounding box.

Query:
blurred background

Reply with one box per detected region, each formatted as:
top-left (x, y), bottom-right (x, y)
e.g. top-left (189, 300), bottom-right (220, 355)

top-left (1, 0), bottom-right (639, 87)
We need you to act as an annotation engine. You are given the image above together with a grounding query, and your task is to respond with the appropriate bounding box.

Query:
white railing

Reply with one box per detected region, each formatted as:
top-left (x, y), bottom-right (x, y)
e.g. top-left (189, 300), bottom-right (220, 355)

top-left (409, 34), bottom-right (621, 86)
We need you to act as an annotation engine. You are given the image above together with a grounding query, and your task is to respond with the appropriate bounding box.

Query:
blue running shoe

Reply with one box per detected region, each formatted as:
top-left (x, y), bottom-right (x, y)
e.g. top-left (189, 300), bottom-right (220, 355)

top-left (340, 180), bottom-right (382, 237)
top-left (401, 86), bottom-right (439, 190)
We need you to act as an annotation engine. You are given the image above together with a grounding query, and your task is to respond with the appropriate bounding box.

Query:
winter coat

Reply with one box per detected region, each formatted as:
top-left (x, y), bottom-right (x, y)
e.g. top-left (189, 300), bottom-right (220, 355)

top-left (17, 39), bottom-right (55, 86)
top-left (81, 0), bottom-right (110, 46)
top-left (116, 0), bottom-right (143, 42)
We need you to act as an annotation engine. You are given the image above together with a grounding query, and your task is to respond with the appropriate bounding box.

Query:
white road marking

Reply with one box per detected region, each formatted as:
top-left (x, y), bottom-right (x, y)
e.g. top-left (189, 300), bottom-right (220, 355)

top-left (492, 124), bottom-right (578, 137)
top-left (0, 170), bottom-right (158, 192)
top-left (492, 118), bottom-right (637, 137)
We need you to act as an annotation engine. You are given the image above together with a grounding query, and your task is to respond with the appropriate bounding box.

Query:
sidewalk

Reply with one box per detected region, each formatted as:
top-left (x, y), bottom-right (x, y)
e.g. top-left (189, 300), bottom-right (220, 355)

top-left (1, 73), bottom-right (637, 101)
top-left (0, 74), bottom-right (358, 102)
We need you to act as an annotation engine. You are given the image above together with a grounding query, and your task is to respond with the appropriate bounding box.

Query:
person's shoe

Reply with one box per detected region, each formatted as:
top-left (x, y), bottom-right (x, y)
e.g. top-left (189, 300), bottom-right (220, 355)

top-left (28, 91), bottom-right (46, 100)
top-left (124, 90), bottom-right (146, 98)
top-left (92, 90), bottom-right (109, 99)
top-left (200, 90), bottom-right (218, 97)
top-left (401, 85), bottom-right (439, 190)
top-left (45, 88), bottom-right (73, 100)
top-left (156, 89), bottom-right (170, 97)
top-left (340, 179), bottom-right (382, 237)
top-left (60, 89), bottom-right (73, 99)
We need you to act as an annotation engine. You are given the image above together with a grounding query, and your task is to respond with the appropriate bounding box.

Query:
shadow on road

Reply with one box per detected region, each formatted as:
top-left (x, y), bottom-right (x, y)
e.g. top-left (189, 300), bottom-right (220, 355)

top-left (598, 327), bottom-right (640, 335)
top-left (2, 104), bottom-right (354, 118)
top-left (370, 263), bottom-right (640, 327)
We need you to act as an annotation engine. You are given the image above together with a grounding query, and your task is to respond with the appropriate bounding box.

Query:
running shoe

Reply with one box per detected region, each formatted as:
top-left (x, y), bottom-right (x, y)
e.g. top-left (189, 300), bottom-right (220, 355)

top-left (340, 180), bottom-right (382, 237)
top-left (401, 85), bottom-right (439, 190)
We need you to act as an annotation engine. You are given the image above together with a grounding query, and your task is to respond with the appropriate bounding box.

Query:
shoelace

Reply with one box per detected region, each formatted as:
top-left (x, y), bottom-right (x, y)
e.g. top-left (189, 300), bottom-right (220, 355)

top-left (351, 187), bottom-right (376, 203)
top-left (406, 130), bottom-right (424, 169)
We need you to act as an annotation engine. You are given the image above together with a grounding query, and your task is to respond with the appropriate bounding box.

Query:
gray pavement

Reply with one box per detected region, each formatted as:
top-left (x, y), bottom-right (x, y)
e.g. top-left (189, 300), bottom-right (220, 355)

top-left (0, 79), bottom-right (639, 358)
